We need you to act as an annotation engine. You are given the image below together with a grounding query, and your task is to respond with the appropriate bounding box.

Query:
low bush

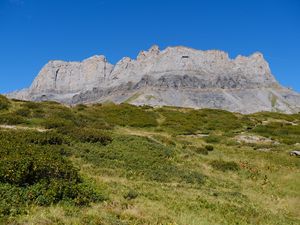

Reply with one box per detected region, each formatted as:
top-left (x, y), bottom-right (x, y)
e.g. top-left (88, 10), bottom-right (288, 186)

top-left (23, 101), bottom-right (41, 109)
top-left (0, 130), bottom-right (104, 216)
top-left (181, 171), bottom-right (205, 185)
top-left (71, 135), bottom-right (206, 185)
top-left (204, 135), bottom-right (222, 143)
top-left (123, 190), bottom-right (139, 200)
top-left (0, 113), bottom-right (26, 125)
top-left (67, 128), bottom-right (112, 145)
top-left (32, 108), bottom-right (45, 118)
top-left (0, 146), bottom-right (79, 186)
top-left (15, 108), bottom-right (31, 117)
top-left (252, 122), bottom-right (300, 144)
top-left (87, 103), bottom-right (158, 128)
top-left (75, 104), bottom-right (87, 111)
top-left (42, 117), bottom-right (74, 129)
top-left (189, 145), bottom-right (213, 155)
top-left (0, 95), bottom-right (10, 111)
top-left (210, 160), bottom-right (240, 172)
top-left (27, 131), bottom-right (66, 145)
top-left (205, 145), bottom-right (214, 151)
top-left (158, 108), bottom-right (245, 135)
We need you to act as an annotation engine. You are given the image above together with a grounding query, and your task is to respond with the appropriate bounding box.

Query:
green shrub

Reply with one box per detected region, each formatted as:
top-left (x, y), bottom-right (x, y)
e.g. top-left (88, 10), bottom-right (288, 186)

top-left (23, 101), bottom-right (41, 109)
top-left (0, 95), bottom-right (10, 111)
top-left (0, 147), bottom-right (79, 186)
top-left (15, 108), bottom-right (31, 117)
top-left (75, 104), bottom-right (87, 111)
top-left (27, 131), bottom-right (66, 145)
top-left (123, 190), bottom-right (139, 200)
top-left (87, 103), bottom-right (158, 127)
top-left (67, 128), bottom-right (112, 145)
top-left (158, 108), bottom-right (244, 135)
top-left (210, 160), bottom-right (240, 172)
top-left (205, 145), bottom-right (214, 151)
top-left (204, 135), bottom-right (222, 143)
top-left (32, 108), bottom-right (45, 118)
top-left (252, 122), bottom-right (300, 144)
top-left (71, 135), bottom-right (205, 185)
top-left (181, 171), bottom-right (205, 185)
top-left (0, 130), bottom-right (104, 216)
top-left (0, 113), bottom-right (26, 125)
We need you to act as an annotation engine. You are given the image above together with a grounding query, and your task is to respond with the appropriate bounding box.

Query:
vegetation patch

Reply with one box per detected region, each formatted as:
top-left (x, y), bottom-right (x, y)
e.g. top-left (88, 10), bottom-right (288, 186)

top-left (67, 127), bottom-right (112, 145)
top-left (0, 130), bottom-right (105, 216)
top-left (0, 98), bottom-right (299, 224)
top-left (84, 103), bottom-right (158, 128)
top-left (210, 160), bottom-right (240, 172)
top-left (72, 135), bottom-right (205, 184)
top-left (0, 95), bottom-right (11, 111)
top-left (252, 122), bottom-right (300, 144)
top-left (0, 113), bottom-right (26, 125)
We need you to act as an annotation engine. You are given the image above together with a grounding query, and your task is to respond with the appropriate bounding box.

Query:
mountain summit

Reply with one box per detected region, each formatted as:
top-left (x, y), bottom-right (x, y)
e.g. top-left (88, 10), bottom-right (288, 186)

top-left (7, 45), bottom-right (300, 113)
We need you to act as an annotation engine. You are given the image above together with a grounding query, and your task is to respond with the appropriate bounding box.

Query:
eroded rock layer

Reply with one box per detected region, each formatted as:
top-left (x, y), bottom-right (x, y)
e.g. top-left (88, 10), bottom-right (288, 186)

top-left (7, 45), bottom-right (300, 114)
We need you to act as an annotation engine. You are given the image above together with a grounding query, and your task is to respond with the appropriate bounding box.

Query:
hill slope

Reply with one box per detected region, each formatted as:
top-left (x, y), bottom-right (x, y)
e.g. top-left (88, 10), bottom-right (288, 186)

top-left (7, 46), bottom-right (300, 113)
top-left (0, 95), bottom-right (299, 225)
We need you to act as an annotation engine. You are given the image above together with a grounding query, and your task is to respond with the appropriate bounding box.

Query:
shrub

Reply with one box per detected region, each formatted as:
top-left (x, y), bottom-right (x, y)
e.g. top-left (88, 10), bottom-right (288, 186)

top-left (67, 128), bottom-right (112, 145)
top-left (42, 117), bottom-right (74, 129)
top-left (205, 145), bottom-right (214, 151)
top-left (32, 108), bottom-right (45, 118)
top-left (88, 103), bottom-right (158, 127)
top-left (181, 171), bottom-right (205, 185)
top-left (0, 95), bottom-right (10, 111)
top-left (0, 130), bottom-right (104, 216)
top-left (75, 104), bottom-right (87, 111)
top-left (210, 160), bottom-right (240, 172)
top-left (23, 101), bottom-right (40, 109)
top-left (158, 108), bottom-right (244, 135)
top-left (123, 190), bottom-right (139, 200)
top-left (0, 113), bottom-right (26, 125)
top-left (71, 135), bottom-right (206, 185)
top-left (27, 131), bottom-right (66, 145)
top-left (0, 146), bottom-right (80, 186)
top-left (204, 135), bottom-right (222, 143)
top-left (15, 108), bottom-right (31, 117)
top-left (252, 122), bottom-right (300, 145)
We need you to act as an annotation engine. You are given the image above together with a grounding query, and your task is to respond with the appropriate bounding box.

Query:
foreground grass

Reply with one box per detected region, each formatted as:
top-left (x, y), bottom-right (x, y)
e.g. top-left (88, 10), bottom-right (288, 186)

top-left (0, 96), bottom-right (299, 225)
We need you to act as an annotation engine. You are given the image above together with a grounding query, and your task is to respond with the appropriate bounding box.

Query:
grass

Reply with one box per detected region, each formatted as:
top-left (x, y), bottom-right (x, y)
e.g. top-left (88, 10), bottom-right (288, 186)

top-left (0, 95), bottom-right (299, 224)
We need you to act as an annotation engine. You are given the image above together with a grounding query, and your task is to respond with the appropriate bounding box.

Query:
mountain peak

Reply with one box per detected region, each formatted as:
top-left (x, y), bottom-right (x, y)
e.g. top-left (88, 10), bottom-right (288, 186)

top-left (7, 45), bottom-right (300, 114)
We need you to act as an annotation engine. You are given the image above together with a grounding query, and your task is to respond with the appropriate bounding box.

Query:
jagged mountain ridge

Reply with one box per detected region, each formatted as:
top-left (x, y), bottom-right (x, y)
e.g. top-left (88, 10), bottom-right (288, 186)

top-left (7, 45), bottom-right (300, 113)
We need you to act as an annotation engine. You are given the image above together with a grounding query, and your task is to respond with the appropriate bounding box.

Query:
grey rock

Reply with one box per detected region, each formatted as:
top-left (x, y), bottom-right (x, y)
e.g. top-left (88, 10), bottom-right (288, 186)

top-left (6, 45), bottom-right (300, 114)
top-left (290, 151), bottom-right (300, 156)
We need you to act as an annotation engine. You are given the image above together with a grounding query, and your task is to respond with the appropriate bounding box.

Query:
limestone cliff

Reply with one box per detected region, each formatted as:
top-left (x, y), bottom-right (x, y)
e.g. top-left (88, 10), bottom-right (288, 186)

top-left (7, 45), bottom-right (300, 114)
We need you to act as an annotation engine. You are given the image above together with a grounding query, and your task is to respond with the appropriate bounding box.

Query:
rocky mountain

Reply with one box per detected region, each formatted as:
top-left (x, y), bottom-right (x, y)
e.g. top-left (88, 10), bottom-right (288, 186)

top-left (7, 45), bottom-right (300, 113)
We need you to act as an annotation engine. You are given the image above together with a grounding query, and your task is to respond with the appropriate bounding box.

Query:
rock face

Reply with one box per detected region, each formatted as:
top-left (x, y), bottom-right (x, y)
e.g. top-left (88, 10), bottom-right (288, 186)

top-left (7, 45), bottom-right (300, 114)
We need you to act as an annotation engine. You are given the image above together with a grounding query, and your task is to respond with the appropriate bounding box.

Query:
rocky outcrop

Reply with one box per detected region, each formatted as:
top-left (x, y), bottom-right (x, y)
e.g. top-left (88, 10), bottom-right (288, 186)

top-left (30, 55), bottom-right (113, 94)
top-left (7, 45), bottom-right (300, 114)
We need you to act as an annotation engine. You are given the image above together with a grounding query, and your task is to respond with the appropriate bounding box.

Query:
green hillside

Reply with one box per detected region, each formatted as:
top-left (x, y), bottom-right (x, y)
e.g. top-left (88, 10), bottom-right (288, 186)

top-left (0, 95), bottom-right (299, 225)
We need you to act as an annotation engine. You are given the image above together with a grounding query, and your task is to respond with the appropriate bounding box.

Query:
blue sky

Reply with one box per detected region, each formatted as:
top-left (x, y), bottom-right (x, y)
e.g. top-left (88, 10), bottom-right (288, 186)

top-left (0, 0), bottom-right (299, 93)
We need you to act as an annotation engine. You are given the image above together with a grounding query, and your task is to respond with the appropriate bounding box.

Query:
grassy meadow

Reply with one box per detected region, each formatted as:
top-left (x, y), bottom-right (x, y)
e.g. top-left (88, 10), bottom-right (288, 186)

top-left (0, 95), bottom-right (299, 225)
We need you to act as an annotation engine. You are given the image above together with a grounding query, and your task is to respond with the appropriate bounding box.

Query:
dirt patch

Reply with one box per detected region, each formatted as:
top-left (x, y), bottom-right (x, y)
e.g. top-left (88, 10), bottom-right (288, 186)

top-left (0, 125), bottom-right (47, 132)
top-left (235, 134), bottom-right (279, 145)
